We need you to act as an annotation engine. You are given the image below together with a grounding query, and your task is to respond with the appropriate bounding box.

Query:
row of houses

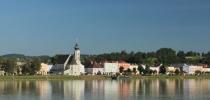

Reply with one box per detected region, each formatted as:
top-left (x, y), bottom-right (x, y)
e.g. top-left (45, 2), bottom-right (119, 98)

top-left (38, 61), bottom-right (210, 75)
top-left (85, 61), bottom-right (138, 75)
top-left (149, 64), bottom-right (210, 75)
top-left (38, 61), bottom-right (139, 75)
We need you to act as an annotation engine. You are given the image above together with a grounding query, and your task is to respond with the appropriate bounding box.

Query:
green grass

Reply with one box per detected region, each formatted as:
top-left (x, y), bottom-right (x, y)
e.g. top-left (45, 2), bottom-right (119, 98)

top-left (1, 75), bottom-right (210, 80)
top-left (0, 75), bottom-right (109, 80)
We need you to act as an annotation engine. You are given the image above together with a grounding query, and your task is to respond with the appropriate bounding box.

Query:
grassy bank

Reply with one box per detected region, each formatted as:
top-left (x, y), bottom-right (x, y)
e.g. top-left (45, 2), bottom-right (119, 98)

top-left (1, 75), bottom-right (210, 80)
top-left (0, 75), bottom-right (109, 80)
top-left (132, 75), bottom-right (210, 80)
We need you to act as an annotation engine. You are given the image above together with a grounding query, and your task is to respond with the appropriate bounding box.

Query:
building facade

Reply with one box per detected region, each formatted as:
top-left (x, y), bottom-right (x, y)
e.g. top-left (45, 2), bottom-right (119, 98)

top-left (64, 43), bottom-right (85, 75)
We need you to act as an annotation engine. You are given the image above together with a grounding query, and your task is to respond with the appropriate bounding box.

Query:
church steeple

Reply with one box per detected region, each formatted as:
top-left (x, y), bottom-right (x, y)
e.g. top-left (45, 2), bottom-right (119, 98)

top-left (72, 43), bottom-right (81, 65)
top-left (74, 43), bottom-right (79, 50)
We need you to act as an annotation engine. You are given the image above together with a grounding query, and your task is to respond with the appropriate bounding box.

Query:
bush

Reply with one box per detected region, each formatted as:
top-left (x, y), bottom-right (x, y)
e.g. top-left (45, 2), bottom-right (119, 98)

top-left (174, 69), bottom-right (180, 75)
top-left (195, 70), bottom-right (201, 75)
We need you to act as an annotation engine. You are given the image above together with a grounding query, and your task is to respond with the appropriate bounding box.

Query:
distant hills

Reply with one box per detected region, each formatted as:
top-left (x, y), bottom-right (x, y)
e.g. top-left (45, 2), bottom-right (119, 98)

top-left (1, 54), bottom-right (51, 60)
top-left (2, 54), bottom-right (26, 58)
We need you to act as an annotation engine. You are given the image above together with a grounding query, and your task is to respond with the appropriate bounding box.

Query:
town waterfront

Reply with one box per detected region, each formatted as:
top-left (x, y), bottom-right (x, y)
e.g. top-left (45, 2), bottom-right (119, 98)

top-left (0, 79), bottom-right (210, 100)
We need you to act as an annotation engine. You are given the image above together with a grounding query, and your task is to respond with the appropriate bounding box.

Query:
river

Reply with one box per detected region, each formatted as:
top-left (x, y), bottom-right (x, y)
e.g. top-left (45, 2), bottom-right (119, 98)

top-left (0, 79), bottom-right (210, 100)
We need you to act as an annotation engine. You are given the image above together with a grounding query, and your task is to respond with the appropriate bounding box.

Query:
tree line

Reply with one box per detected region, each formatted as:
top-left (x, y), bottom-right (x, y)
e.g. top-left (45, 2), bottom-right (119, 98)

top-left (81, 48), bottom-right (210, 66)
top-left (0, 57), bottom-right (43, 75)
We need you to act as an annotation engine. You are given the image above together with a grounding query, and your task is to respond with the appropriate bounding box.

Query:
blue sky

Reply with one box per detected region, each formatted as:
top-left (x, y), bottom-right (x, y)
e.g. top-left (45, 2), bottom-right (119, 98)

top-left (0, 0), bottom-right (210, 56)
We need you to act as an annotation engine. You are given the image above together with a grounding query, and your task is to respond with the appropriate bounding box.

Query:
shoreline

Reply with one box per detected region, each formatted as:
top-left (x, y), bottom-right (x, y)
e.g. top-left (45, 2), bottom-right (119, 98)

top-left (1, 75), bottom-right (210, 80)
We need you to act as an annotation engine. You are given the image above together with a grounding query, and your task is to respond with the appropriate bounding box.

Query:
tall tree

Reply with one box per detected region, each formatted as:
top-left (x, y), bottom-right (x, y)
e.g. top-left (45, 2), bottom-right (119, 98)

top-left (4, 58), bottom-right (17, 75)
top-left (156, 48), bottom-right (177, 65)
top-left (177, 51), bottom-right (186, 63)
top-left (31, 59), bottom-right (41, 74)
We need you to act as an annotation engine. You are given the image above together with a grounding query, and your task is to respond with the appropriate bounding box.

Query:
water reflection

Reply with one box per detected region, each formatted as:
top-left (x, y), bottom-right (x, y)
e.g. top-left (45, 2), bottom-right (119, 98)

top-left (0, 79), bottom-right (210, 100)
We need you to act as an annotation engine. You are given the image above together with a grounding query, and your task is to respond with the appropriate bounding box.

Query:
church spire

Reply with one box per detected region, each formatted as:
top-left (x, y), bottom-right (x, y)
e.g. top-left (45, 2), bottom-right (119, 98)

top-left (74, 43), bottom-right (79, 50)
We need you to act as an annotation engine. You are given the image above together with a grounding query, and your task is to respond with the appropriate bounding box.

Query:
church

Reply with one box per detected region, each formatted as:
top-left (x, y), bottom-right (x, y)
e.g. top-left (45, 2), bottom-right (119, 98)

top-left (63, 43), bottom-right (85, 75)
top-left (50, 43), bottom-right (85, 76)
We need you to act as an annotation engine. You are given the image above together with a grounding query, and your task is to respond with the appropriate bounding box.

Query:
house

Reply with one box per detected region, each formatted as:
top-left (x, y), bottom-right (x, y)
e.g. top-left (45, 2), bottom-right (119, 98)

top-left (149, 64), bottom-right (162, 74)
top-left (0, 71), bottom-right (5, 76)
top-left (37, 63), bottom-right (50, 75)
top-left (85, 61), bottom-right (104, 75)
top-left (203, 68), bottom-right (210, 73)
top-left (117, 61), bottom-right (131, 70)
top-left (183, 64), bottom-right (203, 74)
top-left (167, 67), bottom-right (176, 72)
top-left (104, 62), bottom-right (118, 74)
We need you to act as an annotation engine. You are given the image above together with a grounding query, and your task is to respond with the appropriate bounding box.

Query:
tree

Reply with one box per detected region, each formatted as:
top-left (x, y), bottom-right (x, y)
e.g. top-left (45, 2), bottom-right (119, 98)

top-left (119, 66), bottom-right (124, 73)
top-left (174, 69), bottom-right (180, 75)
top-left (186, 51), bottom-right (200, 57)
top-left (125, 68), bottom-right (132, 76)
top-left (156, 48), bottom-right (177, 65)
top-left (138, 65), bottom-right (145, 75)
top-left (133, 68), bottom-right (137, 75)
top-left (159, 65), bottom-right (166, 74)
top-left (22, 62), bottom-right (32, 75)
top-left (30, 59), bottom-right (41, 74)
top-left (177, 51), bottom-right (186, 63)
top-left (4, 58), bottom-right (17, 75)
top-left (144, 65), bottom-right (151, 75)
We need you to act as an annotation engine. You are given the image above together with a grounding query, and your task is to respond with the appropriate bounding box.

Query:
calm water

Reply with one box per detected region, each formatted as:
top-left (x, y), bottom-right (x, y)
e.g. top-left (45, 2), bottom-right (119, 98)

top-left (0, 79), bottom-right (210, 100)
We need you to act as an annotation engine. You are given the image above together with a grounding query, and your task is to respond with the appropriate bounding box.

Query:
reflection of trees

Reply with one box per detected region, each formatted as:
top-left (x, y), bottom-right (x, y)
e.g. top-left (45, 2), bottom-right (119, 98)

top-left (84, 80), bottom-right (104, 100)
top-left (175, 79), bottom-right (184, 95)
top-left (159, 80), bottom-right (167, 95)
top-left (0, 79), bottom-right (209, 99)
top-left (51, 81), bottom-right (64, 96)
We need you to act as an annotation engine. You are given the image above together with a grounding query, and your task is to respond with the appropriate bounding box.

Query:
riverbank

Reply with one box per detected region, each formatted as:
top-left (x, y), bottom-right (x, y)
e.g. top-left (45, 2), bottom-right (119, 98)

top-left (1, 75), bottom-right (210, 80)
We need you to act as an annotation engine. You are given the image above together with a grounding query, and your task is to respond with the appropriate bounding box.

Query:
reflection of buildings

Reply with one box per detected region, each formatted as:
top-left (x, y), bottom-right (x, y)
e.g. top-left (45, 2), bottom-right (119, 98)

top-left (119, 80), bottom-right (130, 97)
top-left (104, 81), bottom-right (119, 100)
top-left (0, 79), bottom-right (209, 99)
top-left (35, 81), bottom-right (52, 100)
top-left (84, 80), bottom-right (105, 100)
top-left (63, 80), bottom-right (85, 100)
top-left (184, 79), bottom-right (209, 98)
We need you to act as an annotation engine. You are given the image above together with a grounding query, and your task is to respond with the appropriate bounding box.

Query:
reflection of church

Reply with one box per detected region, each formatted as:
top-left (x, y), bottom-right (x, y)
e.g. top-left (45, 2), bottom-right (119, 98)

top-left (50, 43), bottom-right (85, 76)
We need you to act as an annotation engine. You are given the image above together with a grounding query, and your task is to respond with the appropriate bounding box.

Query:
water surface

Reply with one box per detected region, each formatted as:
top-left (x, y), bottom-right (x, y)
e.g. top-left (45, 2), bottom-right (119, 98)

top-left (0, 79), bottom-right (210, 100)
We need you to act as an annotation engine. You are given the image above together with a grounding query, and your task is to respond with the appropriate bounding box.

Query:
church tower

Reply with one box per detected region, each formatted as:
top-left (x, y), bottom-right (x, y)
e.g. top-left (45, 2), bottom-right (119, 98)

top-left (63, 43), bottom-right (85, 75)
top-left (74, 43), bottom-right (81, 64)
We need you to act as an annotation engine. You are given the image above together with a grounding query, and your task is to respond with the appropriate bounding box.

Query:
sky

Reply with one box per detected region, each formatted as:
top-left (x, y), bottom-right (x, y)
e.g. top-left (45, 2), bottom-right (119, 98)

top-left (0, 0), bottom-right (210, 56)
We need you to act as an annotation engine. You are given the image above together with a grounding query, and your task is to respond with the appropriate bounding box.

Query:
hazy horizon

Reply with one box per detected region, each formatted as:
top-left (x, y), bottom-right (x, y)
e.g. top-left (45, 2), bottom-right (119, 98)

top-left (1, 0), bottom-right (210, 56)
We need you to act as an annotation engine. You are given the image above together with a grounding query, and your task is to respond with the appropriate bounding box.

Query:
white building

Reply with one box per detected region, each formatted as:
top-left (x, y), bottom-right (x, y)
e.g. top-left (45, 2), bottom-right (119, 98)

top-left (64, 43), bottom-right (85, 75)
top-left (104, 63), bottom-right (118, 74)
top-left (37, 63), bottom-right (50, 75)
top-left (85, 62), bottom-right (104, 75)
top-left (49, 43), bottom-right (85, 76)
top-left (183, 64), bottom-right (203, 74)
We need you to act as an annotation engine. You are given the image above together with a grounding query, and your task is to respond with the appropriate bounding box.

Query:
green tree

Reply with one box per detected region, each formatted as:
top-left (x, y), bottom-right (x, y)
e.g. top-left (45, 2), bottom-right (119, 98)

top-left (125, 68), bottom-right (132, 76)
top-left (138, 65), bottom-right (145, 75)
top-left (174, 69), bottom-right (180, 75)
top-left (31, 59), bottom-right (41, 74)
top-left (22, 62), bottom-right (32, 75)
top-left (177, 51), bottom-right (186, 63)
top-left (144, 65), bottom-right (151, 75)
top-left (133, 68), bottom-right (137, 75)
top-left (119, 66), bottom-right (124, 73)
top-left (159, 65), bottom-right (166, 74)
top-left (4, 58), bottom-right (17, 75)
top-left (156, 48), bottom-right (177, 65)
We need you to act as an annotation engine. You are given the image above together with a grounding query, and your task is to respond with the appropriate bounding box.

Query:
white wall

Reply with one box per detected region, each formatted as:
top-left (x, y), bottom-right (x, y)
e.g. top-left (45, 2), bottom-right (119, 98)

top-left (85, 68), bottom-right (104, 75)
top-left (104, 63), bottom-right (118, 73)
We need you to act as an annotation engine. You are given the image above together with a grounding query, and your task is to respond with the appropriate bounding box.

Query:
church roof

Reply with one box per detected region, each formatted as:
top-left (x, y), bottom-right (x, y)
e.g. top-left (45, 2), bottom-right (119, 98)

top-left (53, 54), bottom-right (73, 64)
